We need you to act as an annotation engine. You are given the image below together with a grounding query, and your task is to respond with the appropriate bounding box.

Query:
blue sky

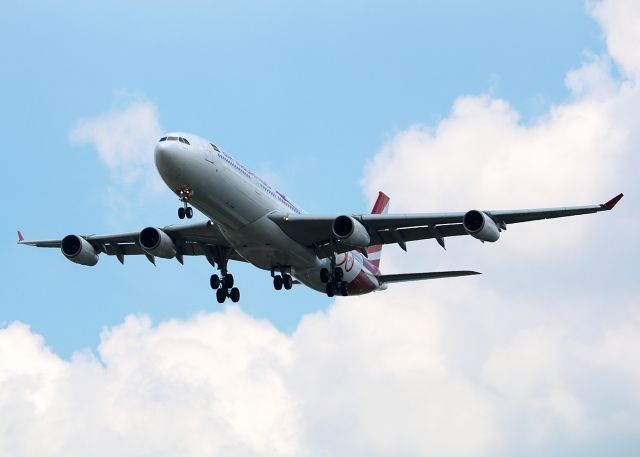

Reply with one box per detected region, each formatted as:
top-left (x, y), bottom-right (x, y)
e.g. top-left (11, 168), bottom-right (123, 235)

top-left (2, 1), bottom-right (639, 455)
top-left (1, 0), bottom-right (604, 357)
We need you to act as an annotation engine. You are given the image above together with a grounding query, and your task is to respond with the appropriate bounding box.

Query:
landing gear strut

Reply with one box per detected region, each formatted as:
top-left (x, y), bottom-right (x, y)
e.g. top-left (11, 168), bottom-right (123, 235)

top-left (177, 187), bottom-right (194, 219)
top-left (207, 246), bottom-right (240, 303)
top-left (212, 272), bottom-right (240, 303)
top-left (321, 253), bottom-right (349, 297)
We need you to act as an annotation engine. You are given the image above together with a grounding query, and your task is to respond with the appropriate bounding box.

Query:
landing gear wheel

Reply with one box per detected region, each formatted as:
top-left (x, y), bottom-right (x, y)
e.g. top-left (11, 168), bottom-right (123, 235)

top-left (178, 207), bottom-right (186, 219)
top-left (325, 282), bottom-right (335, 298)
top-left (230, 287), bottom-right (240, 303)
top-left (210, 274), bottom-right (221, 289)
top-left (216, 288), bottom-right (227, 303)
top-left (223, 273), bottom-right (234, 289)
top-left (340, 281), bottom-right (349, 296)
top-left (186, 207), bottom-right (193, 219)
top-left (273, 275), bottom-right (283, 290)
top-left (334, 267), bottom-right (343, 282)
top-left (283, 274), bottom-right (293, 290)
top-left (320, 268), bottom-right (330, 283)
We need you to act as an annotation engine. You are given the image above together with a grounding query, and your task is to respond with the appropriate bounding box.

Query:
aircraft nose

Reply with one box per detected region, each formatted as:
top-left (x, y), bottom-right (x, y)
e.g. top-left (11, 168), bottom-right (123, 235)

top-left (154, 140), bottom-right (172, 164)
top-left (154, 140), bottom-right (183, 180)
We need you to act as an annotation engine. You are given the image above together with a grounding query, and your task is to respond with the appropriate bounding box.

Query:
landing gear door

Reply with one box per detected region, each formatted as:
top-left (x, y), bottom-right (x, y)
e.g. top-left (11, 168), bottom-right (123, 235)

top-left (205, 143), bottom-right (215, 163)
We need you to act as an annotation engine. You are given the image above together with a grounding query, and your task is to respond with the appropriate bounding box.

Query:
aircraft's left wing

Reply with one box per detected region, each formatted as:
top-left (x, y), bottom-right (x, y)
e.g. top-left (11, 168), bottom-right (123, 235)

top-left (269, 193), bottom-right (623, 258)
top-left (18, 221), bottom-right (245, 265)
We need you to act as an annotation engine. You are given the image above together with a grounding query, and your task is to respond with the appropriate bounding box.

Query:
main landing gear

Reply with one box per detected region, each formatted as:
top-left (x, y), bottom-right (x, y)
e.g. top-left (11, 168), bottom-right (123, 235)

top-left (271, 268), bottom-right (293, 291)
top-left (211, 272), bottom-right (240, 303)
top-left (207, 246), bottom-right (240, 303)
top-left (320, 265), bottom-right (349, 297)
top-left (177, 187), bottom-right (194, 219)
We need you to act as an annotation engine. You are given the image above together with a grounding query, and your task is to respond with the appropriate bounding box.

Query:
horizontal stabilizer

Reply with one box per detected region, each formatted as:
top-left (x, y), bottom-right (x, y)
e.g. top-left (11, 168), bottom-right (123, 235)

top-left (377, 270), bottom-right (481, 284)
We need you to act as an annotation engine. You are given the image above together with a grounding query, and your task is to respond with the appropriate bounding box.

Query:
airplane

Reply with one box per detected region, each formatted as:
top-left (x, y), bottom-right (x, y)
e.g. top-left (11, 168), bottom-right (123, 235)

top-left (19, 132), bottom-right (624, 303)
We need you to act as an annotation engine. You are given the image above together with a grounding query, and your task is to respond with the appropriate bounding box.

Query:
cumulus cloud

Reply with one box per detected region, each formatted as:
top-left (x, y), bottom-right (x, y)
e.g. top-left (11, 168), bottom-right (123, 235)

top-left (69, 95), bottom-right (165, 220)
top-left (0, 313), bottom-right (302, 457)
top-left (1, 300), bottom-right (640, 457)
top-left (70, 95), bottom-right (162, 183)
top-left (590, 0), bottom-right (640, 80)
top-left (4, 0), bottom-right (640, 456)
top-left (68, 95), bottom-right (168, 224)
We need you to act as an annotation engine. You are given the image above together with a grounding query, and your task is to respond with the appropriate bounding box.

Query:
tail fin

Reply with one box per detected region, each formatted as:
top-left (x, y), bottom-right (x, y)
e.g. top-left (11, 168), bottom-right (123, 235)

top-left (367, 192), bottom-right (390, 268)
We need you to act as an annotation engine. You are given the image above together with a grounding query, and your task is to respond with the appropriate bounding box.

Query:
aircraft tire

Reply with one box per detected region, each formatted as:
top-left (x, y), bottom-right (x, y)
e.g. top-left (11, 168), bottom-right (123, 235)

top-left (325, 282), bottom-right (335, 298)
top-left (178, 207), bottom-right (185, 219)
top-left (223, 273), bottom-right (234, 289)
top-left (283, 274), bottom-right (293, 290)
top-left (230, 287), bottom-right (240, 303)
top-left (186, 207), bottom-right (193, 219)
top-left (320, 268), bottom-right (330, 283)
top-left (216, 288), bottom-right (227, 303)
top-left (273, 275), bottom-right (283, 290)
top-left (334, 267), bottom-right (343, 282)
top-left (210, 274), bottom-right (220, 289)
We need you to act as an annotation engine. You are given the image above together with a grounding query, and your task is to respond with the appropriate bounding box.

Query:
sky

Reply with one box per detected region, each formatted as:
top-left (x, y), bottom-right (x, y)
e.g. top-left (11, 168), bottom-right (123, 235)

top-left (0, 1), bottom-right (638, 456)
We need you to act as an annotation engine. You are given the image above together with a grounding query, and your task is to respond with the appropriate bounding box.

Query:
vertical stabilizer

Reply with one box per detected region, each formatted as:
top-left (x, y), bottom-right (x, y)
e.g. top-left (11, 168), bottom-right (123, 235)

top-left (367, 192), bottom-right (389, 268)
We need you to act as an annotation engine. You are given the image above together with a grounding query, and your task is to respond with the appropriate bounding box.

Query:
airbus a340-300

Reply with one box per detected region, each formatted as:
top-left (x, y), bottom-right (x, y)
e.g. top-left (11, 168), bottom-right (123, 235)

top-left (19, 133), bottom-right (623, 303)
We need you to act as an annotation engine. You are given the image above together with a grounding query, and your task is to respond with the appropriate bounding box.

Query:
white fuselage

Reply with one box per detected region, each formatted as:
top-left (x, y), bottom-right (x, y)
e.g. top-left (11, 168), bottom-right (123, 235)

top-left (154, 132), bottom-right (381, 295)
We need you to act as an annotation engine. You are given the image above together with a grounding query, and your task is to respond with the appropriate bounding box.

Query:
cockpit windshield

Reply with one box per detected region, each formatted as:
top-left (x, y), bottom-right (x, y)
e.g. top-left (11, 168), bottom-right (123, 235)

top-left (159, 136), bottom-right (190, 145)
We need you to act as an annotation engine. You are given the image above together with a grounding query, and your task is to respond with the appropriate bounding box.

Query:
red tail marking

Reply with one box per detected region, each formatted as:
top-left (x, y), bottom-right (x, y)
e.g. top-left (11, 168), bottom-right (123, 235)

top-left (367, 192), bottom-right (390, 268)
top-left (370, 192), bottom-right (390, 215)
top-left (17, 230), bottom-right (24, 242)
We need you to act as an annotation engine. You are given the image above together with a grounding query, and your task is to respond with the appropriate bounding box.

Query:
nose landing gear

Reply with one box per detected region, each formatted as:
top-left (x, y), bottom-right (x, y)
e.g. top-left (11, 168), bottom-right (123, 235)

top-left (271, 267), bottom-right (294, 291)
top-left (177, 187), bottom-right (194, 219)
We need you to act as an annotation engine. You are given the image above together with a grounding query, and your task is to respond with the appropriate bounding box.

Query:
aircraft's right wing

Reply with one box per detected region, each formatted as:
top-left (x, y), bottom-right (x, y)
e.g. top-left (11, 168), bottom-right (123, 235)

top-left (18, 220), bottom-right (245, 266)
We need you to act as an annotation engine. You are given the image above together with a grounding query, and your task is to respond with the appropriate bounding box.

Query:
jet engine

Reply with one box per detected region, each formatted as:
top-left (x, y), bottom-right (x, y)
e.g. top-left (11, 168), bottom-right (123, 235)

top-left (61, 235), bottom-right (99, 266)
top-left (463, 210), bottom-right (500, 242)
top-left (139, 227), bottom-right (177, 259)
top-left (332, 215), bottom-right (371, 248)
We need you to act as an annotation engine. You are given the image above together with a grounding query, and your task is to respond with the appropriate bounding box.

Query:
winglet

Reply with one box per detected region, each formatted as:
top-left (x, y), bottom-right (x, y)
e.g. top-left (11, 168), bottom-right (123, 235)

top-left (601, 193), bottom-right (624, 210)
top-left (17, 230), bottom-right (24, 242)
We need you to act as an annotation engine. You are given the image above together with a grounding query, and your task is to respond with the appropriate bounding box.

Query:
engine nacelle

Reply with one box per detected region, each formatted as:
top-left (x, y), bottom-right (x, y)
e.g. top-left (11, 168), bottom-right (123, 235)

top-left (332, 215), bottom-right (371, 248)
top-left (139, 227), bottom-right (177, 259)
top-left (61, 235), bottom-right (99, 266)
top-left (463, 210), bottom-right (500, 242)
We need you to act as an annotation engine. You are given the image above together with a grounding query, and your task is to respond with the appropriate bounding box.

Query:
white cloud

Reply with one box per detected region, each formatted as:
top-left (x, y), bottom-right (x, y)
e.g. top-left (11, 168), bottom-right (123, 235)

top-left (70, 96), bottom-right (162, 187)
top-left (1, 299), bottom-right (640, 457)
top-left (0, 312), bottom-right (302, 457)
top-left (69, 95), bottom-right (166, 223)
top-left (590, 0), bottom-right (640, 80)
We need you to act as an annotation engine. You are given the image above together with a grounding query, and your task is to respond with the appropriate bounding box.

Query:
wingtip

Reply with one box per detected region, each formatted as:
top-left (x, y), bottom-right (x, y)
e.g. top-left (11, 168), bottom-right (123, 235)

top-left (602, 193), bottom-right (624, 210)
top-left (17, 230), bottom-right (24, 242)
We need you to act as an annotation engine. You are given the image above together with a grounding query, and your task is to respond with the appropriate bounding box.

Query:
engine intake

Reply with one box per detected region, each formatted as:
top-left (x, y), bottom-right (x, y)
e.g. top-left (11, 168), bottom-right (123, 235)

top-left (332, 215), bottom-right (371, 248)
top-left (139, 227), bottom-right (177, 259)
top-left (463, 210), bottom-right (500, 242)
top-left (61, 235), bottom-right (99, 266)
